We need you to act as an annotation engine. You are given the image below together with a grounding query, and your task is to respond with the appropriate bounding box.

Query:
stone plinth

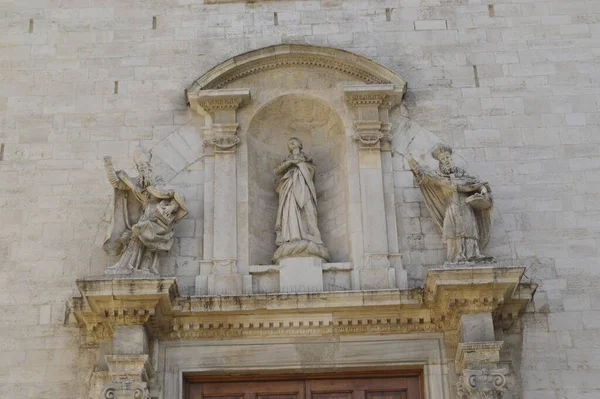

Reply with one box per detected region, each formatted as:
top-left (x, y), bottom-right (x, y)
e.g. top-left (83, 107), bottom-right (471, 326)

top-left (279, 256), bottom-right (324, 293)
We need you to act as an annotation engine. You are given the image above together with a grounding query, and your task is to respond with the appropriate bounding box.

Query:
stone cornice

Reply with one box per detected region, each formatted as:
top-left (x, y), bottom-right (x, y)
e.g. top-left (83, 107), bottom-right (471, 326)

top-left (187, 89), bottom-right (251, 115)
top-left (344, 84), bottom-right (399, 108)
top-left (68, 266), bottom-right (535, 346)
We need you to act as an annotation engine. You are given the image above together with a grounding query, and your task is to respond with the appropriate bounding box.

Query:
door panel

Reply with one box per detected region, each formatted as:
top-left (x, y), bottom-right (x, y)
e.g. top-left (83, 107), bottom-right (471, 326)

top-left (259, 395), bottom-right (301, 399)
top-left (366, 392), bottom-right (407, 399)
top-left (312, 393), bottom-right (352, 399)
top-left (190, 381), bottom-right (305, 399)
top-left (188, 375), bottom-right (421, 399)
top-left (306, 378), bottom-right (414, 399)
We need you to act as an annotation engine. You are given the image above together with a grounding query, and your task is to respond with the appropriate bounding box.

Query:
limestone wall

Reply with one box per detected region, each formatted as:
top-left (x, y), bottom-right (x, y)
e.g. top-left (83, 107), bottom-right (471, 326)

top-left (1, 0), bottom-right (599, 398)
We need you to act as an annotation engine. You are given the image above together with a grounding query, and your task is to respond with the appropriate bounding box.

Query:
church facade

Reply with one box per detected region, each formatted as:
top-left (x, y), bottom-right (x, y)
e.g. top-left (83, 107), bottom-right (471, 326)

top-left (1, 1), bottom-right (598, 398)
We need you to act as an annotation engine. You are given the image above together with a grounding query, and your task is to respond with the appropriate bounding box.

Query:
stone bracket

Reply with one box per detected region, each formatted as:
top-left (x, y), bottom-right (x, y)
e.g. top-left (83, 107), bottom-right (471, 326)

top-left (424, 266), bottom-right (534, 321)
top-left (67, 277), bottom-right (177, 346)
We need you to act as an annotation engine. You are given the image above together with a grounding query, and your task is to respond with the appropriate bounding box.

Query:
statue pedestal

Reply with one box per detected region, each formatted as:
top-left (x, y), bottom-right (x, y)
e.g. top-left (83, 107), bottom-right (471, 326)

top-left (279, 256), bottom-right (324, 293)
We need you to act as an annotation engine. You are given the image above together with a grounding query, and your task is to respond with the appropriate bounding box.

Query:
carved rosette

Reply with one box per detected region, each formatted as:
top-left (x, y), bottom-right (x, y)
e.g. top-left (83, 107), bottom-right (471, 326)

top-left (456, 367), bottom-right (509, 399)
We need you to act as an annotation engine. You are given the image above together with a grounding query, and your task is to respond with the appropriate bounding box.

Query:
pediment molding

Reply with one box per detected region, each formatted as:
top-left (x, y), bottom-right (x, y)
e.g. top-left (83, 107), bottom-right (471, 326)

top-left (186, 44), bottom-right (407, 97)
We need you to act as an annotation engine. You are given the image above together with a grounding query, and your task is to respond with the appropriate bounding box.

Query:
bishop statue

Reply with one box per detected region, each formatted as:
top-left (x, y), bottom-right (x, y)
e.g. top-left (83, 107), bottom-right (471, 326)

top-left (102, 149), bottom-right (188, 275)
top-left (407, 143), bottom-right (493, 264)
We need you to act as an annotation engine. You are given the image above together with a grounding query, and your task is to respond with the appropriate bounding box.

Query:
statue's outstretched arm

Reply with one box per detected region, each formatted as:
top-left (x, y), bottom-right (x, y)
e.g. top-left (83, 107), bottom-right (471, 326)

top-left (406, 154), bottom-right (428, 184)
top-left (104, 156), bottom-right (128, 190)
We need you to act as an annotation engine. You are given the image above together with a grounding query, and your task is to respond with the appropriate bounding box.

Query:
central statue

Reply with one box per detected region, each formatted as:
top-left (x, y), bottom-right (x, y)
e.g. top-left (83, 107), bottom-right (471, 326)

top-left (273, 137), bottom-right (329, 264)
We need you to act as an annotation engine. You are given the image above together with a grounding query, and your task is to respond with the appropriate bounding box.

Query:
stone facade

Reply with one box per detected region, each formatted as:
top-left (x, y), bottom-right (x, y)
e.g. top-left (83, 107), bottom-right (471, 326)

top-left (1, 1), bottom-right (599, 399)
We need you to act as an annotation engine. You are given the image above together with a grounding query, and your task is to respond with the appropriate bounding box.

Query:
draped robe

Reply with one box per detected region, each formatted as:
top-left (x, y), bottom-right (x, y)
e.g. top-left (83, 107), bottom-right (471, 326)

top-left (103, 171), bottom-right (188, 274)
top-left (273, 156), bottom-right (329, 263)
top-left (413, 165), bottom-right (493, 262)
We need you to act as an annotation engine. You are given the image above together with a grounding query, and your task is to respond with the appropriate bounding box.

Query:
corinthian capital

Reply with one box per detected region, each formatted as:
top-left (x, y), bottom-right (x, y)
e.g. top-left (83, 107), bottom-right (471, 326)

top-left (456, 367), bottom-right (509, 399)
top-left (100, 354), bottom-right (153, 399)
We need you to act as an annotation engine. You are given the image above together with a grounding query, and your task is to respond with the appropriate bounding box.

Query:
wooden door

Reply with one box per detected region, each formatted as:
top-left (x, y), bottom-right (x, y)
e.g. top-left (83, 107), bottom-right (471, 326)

top-left (187, 373), bottom-right (422, 399)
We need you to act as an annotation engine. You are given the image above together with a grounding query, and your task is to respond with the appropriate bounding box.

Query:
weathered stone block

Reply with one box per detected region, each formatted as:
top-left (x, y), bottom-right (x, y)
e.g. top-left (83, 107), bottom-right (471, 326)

top-left (279, 256), bottom-right (324, 293)
top-left (112, 326), bottom-right (148, 356)
top-left (459, 313), bottom-right (495, 343)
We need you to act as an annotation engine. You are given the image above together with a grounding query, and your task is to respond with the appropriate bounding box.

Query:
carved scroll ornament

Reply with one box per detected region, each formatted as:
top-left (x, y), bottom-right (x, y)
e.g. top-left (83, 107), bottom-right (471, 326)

top-left (456, 367), bottom-right (509, 399)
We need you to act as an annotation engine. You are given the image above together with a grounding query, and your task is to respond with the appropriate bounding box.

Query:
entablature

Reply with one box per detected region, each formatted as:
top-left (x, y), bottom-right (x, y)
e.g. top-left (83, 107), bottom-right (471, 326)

top-left (68, 266), bottom-right (535, 346)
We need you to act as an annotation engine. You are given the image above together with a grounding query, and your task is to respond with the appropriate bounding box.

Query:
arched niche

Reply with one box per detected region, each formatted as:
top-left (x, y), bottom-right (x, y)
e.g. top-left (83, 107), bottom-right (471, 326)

top-left (247, 94), bottom-right (349, 266)
top-left (186, 44), bottom-right (410, 294)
